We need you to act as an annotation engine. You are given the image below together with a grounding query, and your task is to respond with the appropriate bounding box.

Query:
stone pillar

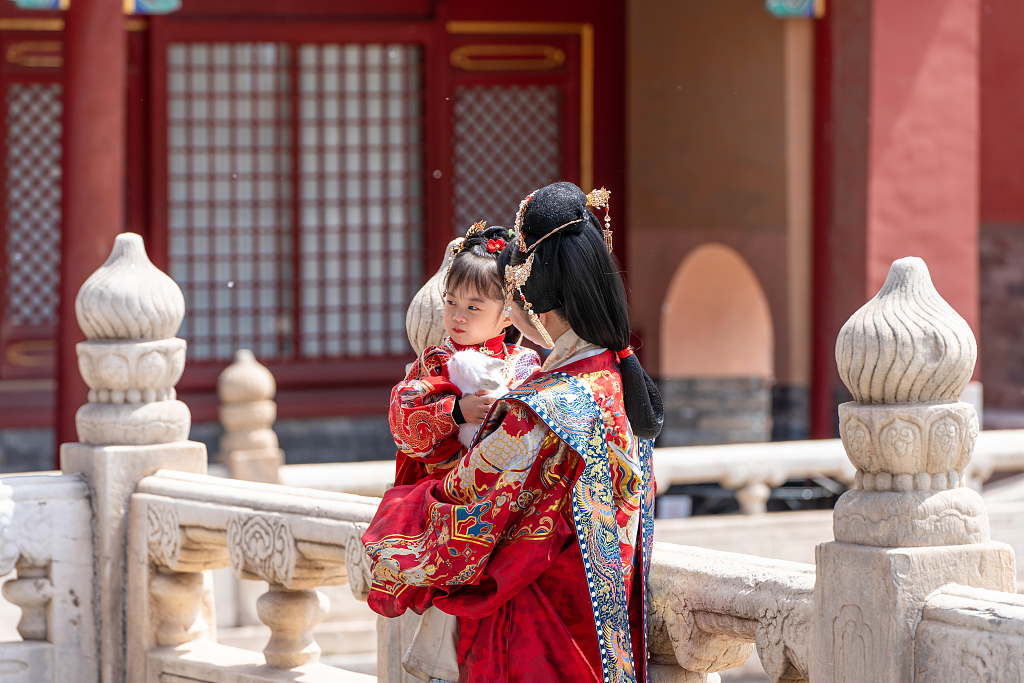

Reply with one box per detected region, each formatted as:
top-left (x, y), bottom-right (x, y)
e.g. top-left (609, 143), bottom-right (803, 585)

top-left (60, 233), bottom-right (207, 683)
top-left (811, 257), bottom-right (1015, 682)
top-left (217, 349), bottom-right (284, 483)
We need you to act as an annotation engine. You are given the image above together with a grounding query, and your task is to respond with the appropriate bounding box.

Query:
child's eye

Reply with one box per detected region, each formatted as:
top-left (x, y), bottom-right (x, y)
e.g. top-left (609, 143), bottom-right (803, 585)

top-left (468, 305), bottom-right (479, 311)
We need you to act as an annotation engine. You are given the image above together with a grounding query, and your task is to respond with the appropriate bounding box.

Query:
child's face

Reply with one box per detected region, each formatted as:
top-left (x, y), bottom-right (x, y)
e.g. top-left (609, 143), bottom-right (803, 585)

top-left (443, 285), bottom-right (510, 346)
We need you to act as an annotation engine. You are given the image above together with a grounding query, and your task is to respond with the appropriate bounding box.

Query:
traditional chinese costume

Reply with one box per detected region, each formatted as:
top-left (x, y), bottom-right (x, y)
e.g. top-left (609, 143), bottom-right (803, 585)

top-left (389, 333), bottom-right (540, 488)
top-left (365, 330), bottom-right (655, 683)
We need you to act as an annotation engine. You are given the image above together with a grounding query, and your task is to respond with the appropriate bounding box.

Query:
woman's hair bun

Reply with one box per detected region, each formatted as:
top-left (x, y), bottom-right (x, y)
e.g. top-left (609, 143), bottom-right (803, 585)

top-left (520, 182), bottom-right (594, 244)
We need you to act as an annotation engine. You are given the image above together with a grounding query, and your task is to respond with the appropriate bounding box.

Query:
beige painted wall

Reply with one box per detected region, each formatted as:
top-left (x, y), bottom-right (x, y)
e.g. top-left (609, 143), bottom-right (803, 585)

top-left (627, 0), bottom-right (813, 386)
top-left (661, 243), bottom-right (774, 379)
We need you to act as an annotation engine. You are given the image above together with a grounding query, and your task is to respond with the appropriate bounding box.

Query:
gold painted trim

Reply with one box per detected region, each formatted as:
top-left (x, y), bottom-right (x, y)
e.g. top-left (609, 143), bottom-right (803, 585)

top-left (446, 20), bottom-right (595, 191)
top-left (0, 18), bottom-right (63, 31)
top-left (580, 23), bottom-right (593, 191)
top-left (6, 339), bottom-right (57, 368)
top-left (446, 21), bottom-right (587, 35)
top-left (450, 44), bottom-right (565, 72)
top-left (0, 17), bottom-right (148, 32)
top-left (6, 40), bottom-right (61, 68)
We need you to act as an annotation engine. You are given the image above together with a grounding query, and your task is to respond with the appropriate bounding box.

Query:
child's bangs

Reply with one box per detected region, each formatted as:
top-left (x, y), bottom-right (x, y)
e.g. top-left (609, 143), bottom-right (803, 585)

top-left (446, 253), bottom-right (503, 302)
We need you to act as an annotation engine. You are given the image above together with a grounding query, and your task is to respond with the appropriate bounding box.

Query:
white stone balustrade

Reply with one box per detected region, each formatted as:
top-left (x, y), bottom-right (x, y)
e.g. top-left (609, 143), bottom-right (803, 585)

top-left (217, 349), bottom-right (285, 483)
top-left (914, 585), bottom-right (1024, 680)
top-left (647, 543), bottom-right (813, 682)
top-left (73, 233), bottom-right (189, 445)
top-left (275, 429), bottom-right (1024, 514)
top-left (127, 469), bottom-right (377, 682)
top-left (405, 237), bottom-right (460, 356)
top-left (0, 473), bottom-right (96, 683)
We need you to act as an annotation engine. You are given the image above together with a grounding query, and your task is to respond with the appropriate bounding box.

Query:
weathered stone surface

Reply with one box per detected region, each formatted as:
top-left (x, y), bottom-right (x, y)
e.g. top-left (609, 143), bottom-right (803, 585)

top-left (812, 541), bottom-right (1015, 683)
top-left (836, 256), bottom-right (976, 405)
top-left (816, 256), bottom-right (1019, 683)
top-left (63, 441), bottom-right (206, 683)
top-left (914, 584), bottom-right (1024, 682)
top-left (75, 232), bottom-right (184, 342)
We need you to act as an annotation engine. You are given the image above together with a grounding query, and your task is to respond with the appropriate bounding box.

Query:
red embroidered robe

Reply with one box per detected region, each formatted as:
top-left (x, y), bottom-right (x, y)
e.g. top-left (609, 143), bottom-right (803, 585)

top-left (389, 334), bottom-right (540, 488)
top-left (366, 350), bottom-right (649, 683)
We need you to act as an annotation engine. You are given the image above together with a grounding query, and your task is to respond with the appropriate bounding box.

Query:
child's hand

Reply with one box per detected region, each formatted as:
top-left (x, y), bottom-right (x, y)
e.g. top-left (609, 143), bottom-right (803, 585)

top-left (459, 393), bottom-right (496, 425)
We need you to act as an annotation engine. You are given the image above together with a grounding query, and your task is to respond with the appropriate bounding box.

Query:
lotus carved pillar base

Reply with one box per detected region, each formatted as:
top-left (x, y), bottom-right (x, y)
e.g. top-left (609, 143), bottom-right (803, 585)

top-left (834, 400), bottom-right (986, 547)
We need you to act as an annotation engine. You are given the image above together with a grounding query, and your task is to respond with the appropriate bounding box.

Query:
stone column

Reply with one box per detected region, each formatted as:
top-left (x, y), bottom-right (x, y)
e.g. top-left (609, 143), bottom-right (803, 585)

top-left (60, 233), bottom-right (207, 683)
top-left (217, 349), bottom-right (284, 483)
top-left (811, 257), bottom-right (1016, 682)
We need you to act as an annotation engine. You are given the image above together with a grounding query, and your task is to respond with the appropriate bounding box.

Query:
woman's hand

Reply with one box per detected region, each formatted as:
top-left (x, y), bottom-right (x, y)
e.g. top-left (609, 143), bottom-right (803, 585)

top-left (458, 393), bottom-right (496, 425)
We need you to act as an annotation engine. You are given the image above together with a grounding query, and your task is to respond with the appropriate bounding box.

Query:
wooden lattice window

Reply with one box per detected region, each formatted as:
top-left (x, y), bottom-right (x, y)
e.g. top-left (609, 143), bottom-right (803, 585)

top-left (164, 38), bottom-right (425, 364)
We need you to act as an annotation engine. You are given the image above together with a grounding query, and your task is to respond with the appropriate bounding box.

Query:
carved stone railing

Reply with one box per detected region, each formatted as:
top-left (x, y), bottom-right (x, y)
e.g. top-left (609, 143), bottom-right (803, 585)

top-left (274, 429), bottom-right (1024, 514)
top-left (126, 469), bottom-right (377, 682)
top-left (647, 543), bottom-right (813, 682)
top-left (914, 584), bottom-right (1024, 680)
top-left (0, 473), bottom-right (96, 683)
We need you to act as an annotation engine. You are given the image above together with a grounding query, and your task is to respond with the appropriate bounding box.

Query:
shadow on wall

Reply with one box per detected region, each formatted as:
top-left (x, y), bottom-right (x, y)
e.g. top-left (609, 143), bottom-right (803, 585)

top-left (659, 242), bottom-right (775, 446)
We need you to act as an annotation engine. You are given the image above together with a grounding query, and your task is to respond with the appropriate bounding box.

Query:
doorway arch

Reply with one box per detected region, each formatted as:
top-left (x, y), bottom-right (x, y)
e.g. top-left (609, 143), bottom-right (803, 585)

top-left (658, 242), bottom-right (774, 447)
top-left (661, 242), bottom-right (774, 379)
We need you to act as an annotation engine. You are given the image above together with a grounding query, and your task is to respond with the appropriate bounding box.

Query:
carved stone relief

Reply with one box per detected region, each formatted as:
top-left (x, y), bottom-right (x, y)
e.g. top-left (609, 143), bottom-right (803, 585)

top-left (147, 502), bottom-right (181, 569)
top-left (0, 500), bottom-right (51, 575)
top-left (344, 523), bottom-right (372, 601)
top-left (227, 513), bottom-right (295, 587)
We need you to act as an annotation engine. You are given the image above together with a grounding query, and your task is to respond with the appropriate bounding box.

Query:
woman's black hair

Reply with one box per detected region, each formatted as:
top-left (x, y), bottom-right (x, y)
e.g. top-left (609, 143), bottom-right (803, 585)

top-left (498, 182), bottom-right (663, 439)
top-left (446, 224), bottom-right (520, 345)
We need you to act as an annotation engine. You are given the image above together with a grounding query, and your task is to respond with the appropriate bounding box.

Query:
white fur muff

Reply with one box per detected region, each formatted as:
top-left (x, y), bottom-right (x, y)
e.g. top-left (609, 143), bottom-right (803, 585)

top-left (446, 350), bottom-right (509, 448)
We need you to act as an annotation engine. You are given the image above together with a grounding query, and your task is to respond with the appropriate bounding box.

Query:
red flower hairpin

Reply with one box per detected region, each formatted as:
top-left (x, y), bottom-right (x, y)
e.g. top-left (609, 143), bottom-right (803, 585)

top-left (487, 238), bottom-right (506, 254)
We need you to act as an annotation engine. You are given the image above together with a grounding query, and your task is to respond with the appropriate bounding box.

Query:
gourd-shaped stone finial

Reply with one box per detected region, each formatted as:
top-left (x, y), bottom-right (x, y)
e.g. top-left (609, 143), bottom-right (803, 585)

top-left (217, 349), bottom-right (283, 483)
top-left (833, 257), bottom-right (986, 548)
top-left (836, 257), bottom-right (976, 404)
top-left (218, 350), bottom-right (276, 404)
top-left (76, 232), bottom-right (185, 341)
top-left (74, 233), bottom-right (191, 445)
top-left (406, 237), bottom-right (462, 355)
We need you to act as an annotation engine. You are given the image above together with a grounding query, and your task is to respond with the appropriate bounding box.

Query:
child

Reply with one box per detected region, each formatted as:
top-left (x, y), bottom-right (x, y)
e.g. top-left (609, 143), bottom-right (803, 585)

top-left (389, 222), bottom-right (541, 488)
top-left (387, 223), bottom-right (540, 683)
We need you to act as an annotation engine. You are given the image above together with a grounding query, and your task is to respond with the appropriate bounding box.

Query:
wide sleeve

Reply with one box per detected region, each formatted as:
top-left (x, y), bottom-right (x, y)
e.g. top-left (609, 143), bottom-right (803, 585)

top-left (363, 399), bottom-right (582, 619)
top-left (389, 346), bottom-right (463, 464)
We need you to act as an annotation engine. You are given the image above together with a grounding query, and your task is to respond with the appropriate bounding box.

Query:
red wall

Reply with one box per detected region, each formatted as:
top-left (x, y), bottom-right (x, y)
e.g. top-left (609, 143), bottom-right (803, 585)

top-left (980, 0), bottom-right (1024, 222)
top-left (866, 0), bottom-right (979, 326)
top-left (813, 0), bottom-right (981, 436)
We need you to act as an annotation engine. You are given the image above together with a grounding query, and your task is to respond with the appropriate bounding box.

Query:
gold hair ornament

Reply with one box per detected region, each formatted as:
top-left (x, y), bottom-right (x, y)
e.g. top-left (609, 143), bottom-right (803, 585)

top-left (443, 221), bottom-right (487, 295)
top-left (586, 187), bottom-right (612, 253)
top-left (504, 188), bottom-right (612, 348)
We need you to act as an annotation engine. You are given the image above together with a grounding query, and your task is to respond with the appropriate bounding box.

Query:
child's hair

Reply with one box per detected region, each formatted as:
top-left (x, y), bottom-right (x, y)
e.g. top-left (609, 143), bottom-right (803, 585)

top-left (445, 224), bottom-right (519, 344)
top-left (445, 224), bottom-right (511, 303)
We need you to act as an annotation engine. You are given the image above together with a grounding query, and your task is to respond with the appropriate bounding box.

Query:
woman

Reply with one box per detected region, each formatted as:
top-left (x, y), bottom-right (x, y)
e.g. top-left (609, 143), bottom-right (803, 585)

top-left (363, 182), bottom-right (663, 683)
